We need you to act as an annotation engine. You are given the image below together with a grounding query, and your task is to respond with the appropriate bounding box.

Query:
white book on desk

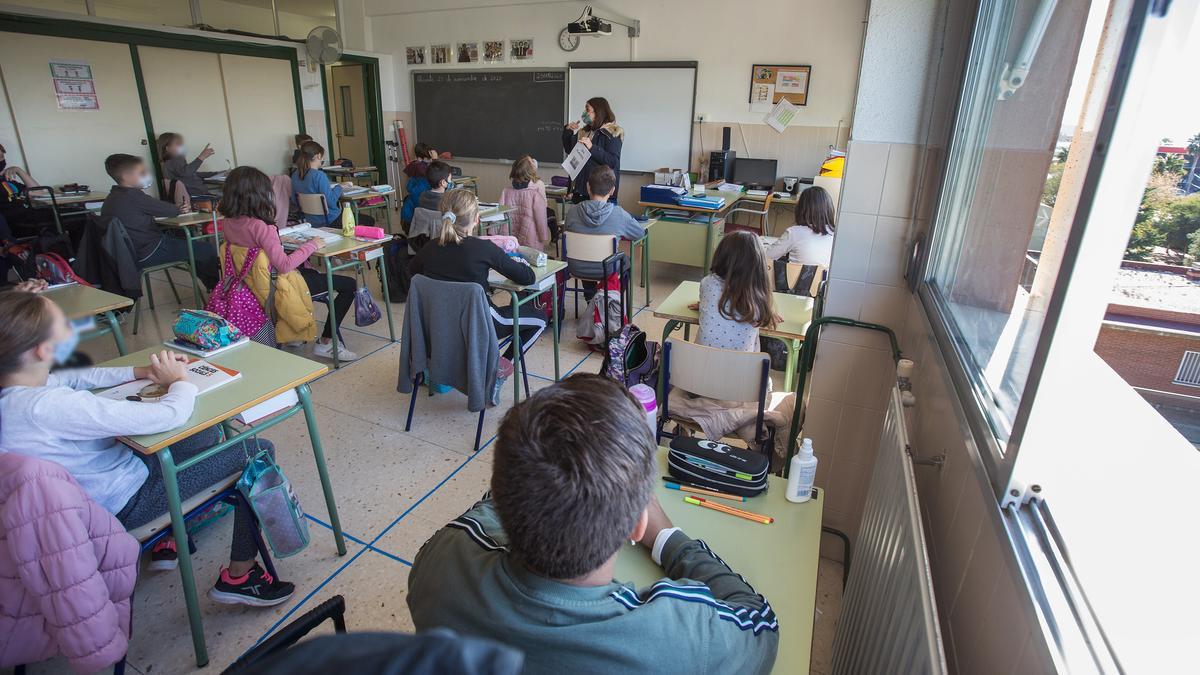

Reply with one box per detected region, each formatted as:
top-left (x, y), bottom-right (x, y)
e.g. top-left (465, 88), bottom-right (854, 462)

top-left (279, 224), bottom-right (343, 246)
top-left (98, 358), bottom-right (241, 401)
top-left (488, 267), bottom-right (553, 291)
top-left (341, 186), bottom-right (370, 196)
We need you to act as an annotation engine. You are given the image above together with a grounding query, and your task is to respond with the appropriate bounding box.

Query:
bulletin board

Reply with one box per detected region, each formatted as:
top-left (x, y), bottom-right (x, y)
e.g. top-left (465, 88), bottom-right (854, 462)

top-left (748, 64), bottom-right (811, 106)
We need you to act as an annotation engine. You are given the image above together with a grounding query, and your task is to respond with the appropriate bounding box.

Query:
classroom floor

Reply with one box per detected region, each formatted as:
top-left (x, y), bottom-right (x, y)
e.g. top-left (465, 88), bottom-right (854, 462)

top-left (23, 253), bottom-right (844, 675)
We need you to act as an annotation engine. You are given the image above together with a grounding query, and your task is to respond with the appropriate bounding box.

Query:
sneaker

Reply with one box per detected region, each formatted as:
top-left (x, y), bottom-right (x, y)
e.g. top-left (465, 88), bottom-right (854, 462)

top-left (147, 536), bottom-right (196, 572)
top-left (208, 564), bottom-right (295, 607)
top-left (313, 340), bottom-right (360, 361)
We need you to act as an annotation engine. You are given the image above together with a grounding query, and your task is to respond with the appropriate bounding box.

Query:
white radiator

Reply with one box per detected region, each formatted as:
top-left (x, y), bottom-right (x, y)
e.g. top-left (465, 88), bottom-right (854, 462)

top-left (831, 387), bottom-right (947, 675)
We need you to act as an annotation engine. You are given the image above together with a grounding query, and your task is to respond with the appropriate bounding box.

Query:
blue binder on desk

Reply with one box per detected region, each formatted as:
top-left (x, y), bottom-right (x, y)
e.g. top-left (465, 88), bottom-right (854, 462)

top-left (641, 184), bottom-right (688, 205)
top-left (677, 194), bottom-right (726, 210)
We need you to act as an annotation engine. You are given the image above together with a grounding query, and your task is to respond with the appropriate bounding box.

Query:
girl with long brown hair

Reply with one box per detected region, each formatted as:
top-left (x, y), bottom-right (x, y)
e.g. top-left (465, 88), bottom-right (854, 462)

top-left (290, 140), bottom-right (375, 227)
top-left (696, 230), bottom-right (778, 351)
top-left (764, 185), bottom-right (836, 266)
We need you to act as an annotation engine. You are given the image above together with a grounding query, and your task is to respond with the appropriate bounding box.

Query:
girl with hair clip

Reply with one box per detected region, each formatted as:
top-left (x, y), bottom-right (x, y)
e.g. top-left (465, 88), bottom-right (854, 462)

top-left (681, 230), bottom-right (795, 471)
top-left (764, 185), bottom-right (837, 267)
top-left (0, 291), bottom-right (295, 605)
top-left (409, 189), bottom-right (545, 359)
top-left (499, 155), bottom-right (550, 250)
top-left (291, 140), bottom-right (375, 227)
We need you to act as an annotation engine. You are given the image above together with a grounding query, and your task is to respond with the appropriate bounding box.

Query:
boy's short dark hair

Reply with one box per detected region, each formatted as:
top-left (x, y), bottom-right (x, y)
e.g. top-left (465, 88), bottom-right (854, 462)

top-left (587, 166), bottom-right (616, 198)
top-left (492, 374), bottom-right (656, 580)
top-left (413, 142), bottom-right (435, 159)
top-left (105, 154), bottom-right (144, 183)
top-left (426, 161), bottom-right (451, 188)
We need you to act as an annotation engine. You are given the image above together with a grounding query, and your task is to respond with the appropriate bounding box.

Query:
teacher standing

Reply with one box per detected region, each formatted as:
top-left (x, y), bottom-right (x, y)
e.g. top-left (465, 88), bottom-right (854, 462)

top-left (562, 97), bottom-right (623, 204)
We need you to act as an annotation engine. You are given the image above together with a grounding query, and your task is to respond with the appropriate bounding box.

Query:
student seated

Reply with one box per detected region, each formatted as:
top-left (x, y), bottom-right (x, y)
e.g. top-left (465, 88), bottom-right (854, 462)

top-left (409, 188), bottom-right (542, 360)
top-left (418, 160), bottom-right (453, 212)
top-left (563, 165), bottom-right (644, 291)
top-left (401, 143), bottom-right (438, 224)
top-left (0, 292), bottom-right (294, 605)
top-left (499, 155), bottom-right (549, 250)
top-left (220, 166), bottom-right (360, 361)
top-left (763, 185), bottom-right (836, 267)
top-left (290, 133), bottom-right (312, 170)
top-left (0, 142), bottom-right (55, 235)
top-left (158, 132), bottom-right (218, 198)
top-left (407, 374), bottom-right (779, 674)
top-left (291, 140), bottom-right (375, 227)
top-left (684, 231), bottom-right (795, 470)
top-left (403, 142), bottom-right (438, 179)
top-left (100, 153), bottom-right (219, 289)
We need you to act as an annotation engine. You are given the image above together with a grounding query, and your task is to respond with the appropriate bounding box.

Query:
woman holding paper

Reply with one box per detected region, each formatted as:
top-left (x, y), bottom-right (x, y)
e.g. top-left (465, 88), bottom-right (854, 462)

top-left (562, 97), bottom-right (624, 204)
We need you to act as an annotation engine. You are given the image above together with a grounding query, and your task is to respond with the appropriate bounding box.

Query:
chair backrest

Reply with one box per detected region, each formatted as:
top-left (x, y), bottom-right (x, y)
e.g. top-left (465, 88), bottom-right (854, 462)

top-left (296, 192), bottom-right (329, 219)
top-left (162, 178), bottom-right (191, 213)
top-left (664, 338), bottom-right (769, 403)
top-left (768, 259), bottom-right (827, 297)
top-left (409, 207), bottom-right (443, 241)
top-left (563, 231), bottom-right (617, 262)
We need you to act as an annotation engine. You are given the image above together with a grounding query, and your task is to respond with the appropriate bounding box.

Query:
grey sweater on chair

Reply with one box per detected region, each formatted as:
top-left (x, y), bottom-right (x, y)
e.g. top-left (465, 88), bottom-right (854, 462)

top-left (398, 275), bottom-right (500, 412)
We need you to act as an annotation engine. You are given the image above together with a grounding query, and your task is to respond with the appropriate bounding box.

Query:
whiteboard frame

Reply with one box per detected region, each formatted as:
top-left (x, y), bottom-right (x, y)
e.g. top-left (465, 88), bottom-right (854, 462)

top-left (568, 61), bottom-right (698, 174)
top-left (409, 67), bottom-right (568, 164)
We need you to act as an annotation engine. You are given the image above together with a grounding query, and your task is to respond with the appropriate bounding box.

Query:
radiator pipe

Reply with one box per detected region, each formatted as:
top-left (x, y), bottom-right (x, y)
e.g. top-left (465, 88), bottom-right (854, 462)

top-left (783, 316), bottom-right (903, 477)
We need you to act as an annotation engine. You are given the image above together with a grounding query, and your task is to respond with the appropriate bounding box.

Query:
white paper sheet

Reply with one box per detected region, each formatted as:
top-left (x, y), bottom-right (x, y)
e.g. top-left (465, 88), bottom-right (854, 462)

top-left (765, 97), bottom-right (800, 133)
top-left (562, 141), bottom-right (592, 180)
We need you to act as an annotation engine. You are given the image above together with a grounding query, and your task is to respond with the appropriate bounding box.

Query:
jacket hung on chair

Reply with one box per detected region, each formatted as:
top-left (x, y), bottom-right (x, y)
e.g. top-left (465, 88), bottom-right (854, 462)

top-left (499, 181), bottom-right (550, 250)
top-left (397, 275), bottom-right (499, 412)
top-left (221, 243), bottom-right (317, 344)
top-left (0, 453), bottom-right (138, 673)
top-left (402, 176), bottom-right (431, 224)
top-left (100, 185), bottom-right (181, 260)
top-left (75, 215), bottom-right (144, 300)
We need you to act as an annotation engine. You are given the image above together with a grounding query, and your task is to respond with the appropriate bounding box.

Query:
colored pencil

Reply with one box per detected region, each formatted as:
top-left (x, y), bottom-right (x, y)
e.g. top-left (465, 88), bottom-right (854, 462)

top-left (663, 481), bottom-right (746, 502)
top-left (684, 496), bottom-right (773, 525)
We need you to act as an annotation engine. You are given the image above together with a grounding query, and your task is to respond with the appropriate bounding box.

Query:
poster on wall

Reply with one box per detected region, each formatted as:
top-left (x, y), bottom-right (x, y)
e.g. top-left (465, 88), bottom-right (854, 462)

top-left (483, 40), bottom-right (505, 63)
top-left (747, 64), bottom-right (810, 113)
top-left (50, 60), bottom-right (99, 111)
top-left (431, 44), bottom-right (451, 65)
top-left (457, 41), bottom-right (479, 63)
top-left (510, 38), bottom-right (534, 61)
top-left (406, 46), bottom-right (426, 65)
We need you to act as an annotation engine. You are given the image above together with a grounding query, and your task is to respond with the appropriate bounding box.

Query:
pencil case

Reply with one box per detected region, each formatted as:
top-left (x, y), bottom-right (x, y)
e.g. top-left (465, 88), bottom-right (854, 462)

top-left (517, 246), bottom-right (546, 267)
top-left (355, 225), bottom-right (386, 239)
top-left (667, 437), bottom-right (769, 497)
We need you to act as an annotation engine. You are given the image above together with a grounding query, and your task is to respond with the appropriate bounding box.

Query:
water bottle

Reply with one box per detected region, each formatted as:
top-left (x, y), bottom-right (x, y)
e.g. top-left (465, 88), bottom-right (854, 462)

top-left (628, 384), bottom-right (658, 438)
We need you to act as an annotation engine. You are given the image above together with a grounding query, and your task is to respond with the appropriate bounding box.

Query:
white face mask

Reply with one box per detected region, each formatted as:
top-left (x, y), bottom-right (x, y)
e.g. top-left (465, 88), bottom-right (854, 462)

top-left (136, 174), bottom-right (154, 190)
top-left (176, 145), bottom-right (187, 157)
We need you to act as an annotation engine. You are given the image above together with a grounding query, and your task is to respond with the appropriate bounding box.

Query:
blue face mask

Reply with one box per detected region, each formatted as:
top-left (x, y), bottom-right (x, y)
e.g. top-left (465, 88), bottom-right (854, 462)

top-left (53, 323), bottom-right (81, 365)
top-left (446, 179), bottom-right (455, 190)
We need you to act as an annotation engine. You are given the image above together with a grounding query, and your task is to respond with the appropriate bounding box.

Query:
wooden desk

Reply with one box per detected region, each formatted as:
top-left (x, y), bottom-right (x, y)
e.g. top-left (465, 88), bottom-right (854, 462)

top-left (44, 283), bottom-right (132, 355)
top-left (614, 448), bottom-right (823, 674)
top-left (103, 343), bottom-right (345, 667)
top-left (306, 235), bottom-right (398, 367)
top-left (341, 188), bottom-right (397, 233)
top-left (157, 211), bottom-right (222, 305)
top-left (27, 188), bottom-right (108, 234)
top-left (479, 203), bottom-right (517, 237)
top-left (638, 200), bottom-right (737, 272)
top-left (324, 165), bottom-right (379, 185)
top-left (489, 258), bottom-right (566, 402)
top-left (456, 175), bottom-right (479, 195)
top-left (725, 191), bottom-right (799, 237)
top-left (653, 280), bottom-right (814, 390)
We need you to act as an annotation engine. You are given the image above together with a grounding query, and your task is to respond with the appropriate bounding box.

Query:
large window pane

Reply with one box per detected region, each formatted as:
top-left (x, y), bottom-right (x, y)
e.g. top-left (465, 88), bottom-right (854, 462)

top-left (200, 0), bottom-right (276, 36)
top-left (94, 0), bottom-right (191, 26)
top-left (3, 0), bottom-right (87, 14)
top-left (925, 0), bottom-right (1105, 446)
top-left (277, 0), bottom-right (337, 39)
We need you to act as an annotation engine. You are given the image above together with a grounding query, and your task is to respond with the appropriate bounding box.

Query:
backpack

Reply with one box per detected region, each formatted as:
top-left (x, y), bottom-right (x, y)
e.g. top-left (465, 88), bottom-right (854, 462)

top-left (576, 272), bottom-right (627, 346)
top-left (601, 324), bottom-right (659, 388)
top-left (206, 244), bottom-right (269, 337)
top-left (35, 252), bottom-right (93, 286)
top-left (383, 238), bottom-right (411, 303)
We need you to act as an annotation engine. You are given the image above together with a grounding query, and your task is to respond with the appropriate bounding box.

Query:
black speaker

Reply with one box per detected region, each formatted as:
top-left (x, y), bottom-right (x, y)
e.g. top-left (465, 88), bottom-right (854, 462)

top-left (721, 126), bottom-right (731, 151)
top-left (709, 150), bottom-right (735, 183)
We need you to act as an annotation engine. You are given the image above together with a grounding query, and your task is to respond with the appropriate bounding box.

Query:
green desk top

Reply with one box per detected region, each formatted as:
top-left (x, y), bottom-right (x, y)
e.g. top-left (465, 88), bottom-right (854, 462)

top-left (654, 280), bottom-right (814, 341)
top-left (480, 203), bottom-right (517, 219)
top-left (30, 190), bottom-right (108, 205)
top-left (614, 449), bottom-right (823, 674)
top-left (157, 212), bottom-right (218, 227)
top-left (309, 235), bottom-right (390, 259)
top-left (341, 189), bottom-right (395, 203)
top-left (638, 199), bottom-right (736, 215)
top-left (488, 258), bottom-right (566, 292)
top-left (44, 284), bottom-right (133, 319)
top-left (100, 342), bottom-right (327, 453)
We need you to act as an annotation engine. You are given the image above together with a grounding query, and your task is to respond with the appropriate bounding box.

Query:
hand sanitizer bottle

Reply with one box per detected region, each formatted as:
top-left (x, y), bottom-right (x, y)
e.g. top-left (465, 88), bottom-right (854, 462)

top-left (786, 438), bottom-right (818, 503)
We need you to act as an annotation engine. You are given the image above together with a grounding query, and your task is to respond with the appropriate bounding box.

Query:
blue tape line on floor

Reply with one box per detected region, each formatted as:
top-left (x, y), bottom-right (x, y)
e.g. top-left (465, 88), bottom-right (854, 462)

top-left (251, 432), bottom-right (498, 649)
top-left (306, 515), bottom-right (413, 566)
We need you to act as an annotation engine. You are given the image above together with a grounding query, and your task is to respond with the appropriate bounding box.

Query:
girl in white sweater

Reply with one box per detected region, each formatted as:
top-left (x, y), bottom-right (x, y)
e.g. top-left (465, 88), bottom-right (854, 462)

top-left (0, 291), bottom-right (294, 606)
top-left (764, 185), bottom-right (837, 267)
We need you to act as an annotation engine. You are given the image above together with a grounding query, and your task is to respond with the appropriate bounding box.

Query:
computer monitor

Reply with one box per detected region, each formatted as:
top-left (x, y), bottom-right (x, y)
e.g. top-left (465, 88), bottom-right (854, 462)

top-left (732, 158), bottom-right (778, 190)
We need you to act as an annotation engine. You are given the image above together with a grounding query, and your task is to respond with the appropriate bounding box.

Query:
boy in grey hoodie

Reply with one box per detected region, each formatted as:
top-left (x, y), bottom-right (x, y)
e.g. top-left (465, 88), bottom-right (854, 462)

top-left (564, 165), bottom-right (645, 280)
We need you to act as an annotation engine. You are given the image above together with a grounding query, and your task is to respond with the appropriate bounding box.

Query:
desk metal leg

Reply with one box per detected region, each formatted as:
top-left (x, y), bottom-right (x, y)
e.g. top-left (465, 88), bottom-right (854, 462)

top-left (385, 194), bottom-right (396, 234)
top-left (325, 263), bottom-right (340, 368)
top-left (298, 383), bottom-right (347, 555)
top-left (509, 290), bottom-right (522, 403)
top-left (636, 233), bottom-right (651, 309)
top-left (702, 213), bottom-right (717, 273)
top-left (377, 249), bottom-right (396, 342)
top-left (103, 310), bottom-right (127, 355)
top-left (658, 319), bottom-right (682, 402)
top-left (159, 447), bottom-right (210, 667)
top-left (783, 338), bottom-right (800, 392)
top-left (182, 228), bottom-right (203, 307)
top-left (551, 278), bottom-right (560, 380)
top-left (211, 213), bottom-right (222, 280)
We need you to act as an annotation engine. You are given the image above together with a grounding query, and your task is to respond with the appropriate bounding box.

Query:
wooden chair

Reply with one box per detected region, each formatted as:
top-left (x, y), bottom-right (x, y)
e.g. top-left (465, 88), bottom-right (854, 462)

top-left (561, 230), bottom-right (617, 317)
top-left (726, 191), bottom-right (777, 235)
top-left (295, 192), bottom-right (331, 226)
top-left (657, 338), bottom-right (774, 455)
top-left (767, 259), bottom-right (827, 298)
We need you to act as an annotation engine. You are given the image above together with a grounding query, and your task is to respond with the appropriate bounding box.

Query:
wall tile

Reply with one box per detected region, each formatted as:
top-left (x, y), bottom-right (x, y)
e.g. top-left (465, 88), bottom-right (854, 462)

top-left (844, 345), bottom-right (894, 411)
top-left (826, 459), bottom-right (872, 523)
top-left (948, 516), bottom-right (1006, 663)
top-left (821, 323), bottom-right (900, 351)
top-left (866, 215), bottom-right (912, 286)
top-left (859, 282), bottom-right (912, 336)
top-left (802, 395), bottom-right (845, 454)
top-left (829, 211), bottom-right (878, 282)
top-left (810, 341), bottom-right (856, 402)
top-left (879, 143), bottom-right (922, 218)
top-left (960, 573), bottom-right (1033, 675)
top-left (835, 404), bottom-right (884, 466)
top-left (936, 485), bottom-right (985, 615)
top-left (840, 140), bottom-right (890, 215)
top-left (823, 279), bottom-right (866, 321)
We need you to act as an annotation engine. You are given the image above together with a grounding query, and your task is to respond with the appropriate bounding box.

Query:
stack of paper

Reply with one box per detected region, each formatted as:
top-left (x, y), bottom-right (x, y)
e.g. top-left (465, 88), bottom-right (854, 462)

top-left (279, 224), bottom-right (343, 247)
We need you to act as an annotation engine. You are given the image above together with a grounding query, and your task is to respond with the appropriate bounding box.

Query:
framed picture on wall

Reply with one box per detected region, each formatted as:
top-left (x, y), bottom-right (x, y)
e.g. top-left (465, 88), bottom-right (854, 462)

top-left (510, 38), bottom-right (534, 61)
top-left (431, 44), bottom-right (451, 65)
top-left (747, 64), bottom-right (811, 107)
top-left (483, 39), bottom-right (505, 63)
top-left (457, 41), bottom-right (479, 64)
top-left (406, 46), bottom-right (426, 65)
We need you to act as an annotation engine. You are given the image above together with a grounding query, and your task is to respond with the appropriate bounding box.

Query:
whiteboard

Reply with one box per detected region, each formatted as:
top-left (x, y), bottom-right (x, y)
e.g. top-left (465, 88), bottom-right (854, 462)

top-left (568, 62), bottom-right (696, 173)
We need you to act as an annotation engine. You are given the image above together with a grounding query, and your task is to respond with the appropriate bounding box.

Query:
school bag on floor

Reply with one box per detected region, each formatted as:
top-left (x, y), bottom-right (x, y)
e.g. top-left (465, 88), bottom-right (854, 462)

top-left (601, 324), bottom-right (659, 389)
top-left (576, 272), bottom-right (627, 346)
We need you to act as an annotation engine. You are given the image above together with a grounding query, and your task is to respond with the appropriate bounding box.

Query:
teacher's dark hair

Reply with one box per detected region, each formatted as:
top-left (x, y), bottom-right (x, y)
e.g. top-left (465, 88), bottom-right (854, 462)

top-left (219, 166), bottom-right (277, 225)
top-left (585, 97), bottom-right (615, 131)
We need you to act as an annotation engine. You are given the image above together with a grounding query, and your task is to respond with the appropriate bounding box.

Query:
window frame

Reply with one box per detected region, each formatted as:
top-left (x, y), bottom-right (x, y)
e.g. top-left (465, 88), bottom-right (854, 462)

top-left (1172, 350), bottom-right (1200, 387)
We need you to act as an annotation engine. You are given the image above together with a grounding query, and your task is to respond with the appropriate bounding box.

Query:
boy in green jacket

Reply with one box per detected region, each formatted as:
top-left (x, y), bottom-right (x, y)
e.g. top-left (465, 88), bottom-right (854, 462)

top-left (407, 375), bottom-right (779, 674)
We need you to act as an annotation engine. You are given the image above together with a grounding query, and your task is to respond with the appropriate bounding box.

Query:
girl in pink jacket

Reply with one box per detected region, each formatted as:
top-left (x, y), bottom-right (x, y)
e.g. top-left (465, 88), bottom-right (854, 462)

top-left (499, 155), bottom-right (550, 250)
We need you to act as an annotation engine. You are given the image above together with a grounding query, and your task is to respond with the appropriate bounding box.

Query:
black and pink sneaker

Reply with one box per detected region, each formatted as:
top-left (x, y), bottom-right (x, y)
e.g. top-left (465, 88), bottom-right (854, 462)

top-left (208, 564), bottom-right (295, 607)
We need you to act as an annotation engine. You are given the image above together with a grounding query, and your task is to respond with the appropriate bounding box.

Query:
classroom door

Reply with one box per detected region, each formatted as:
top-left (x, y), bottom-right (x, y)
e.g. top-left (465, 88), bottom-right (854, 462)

top-left (328, 64), bottom-right (369, 166)
top-left (0, 33), bottom-right (153, 190)
top-left (138, 46), bottom-right (236, 178)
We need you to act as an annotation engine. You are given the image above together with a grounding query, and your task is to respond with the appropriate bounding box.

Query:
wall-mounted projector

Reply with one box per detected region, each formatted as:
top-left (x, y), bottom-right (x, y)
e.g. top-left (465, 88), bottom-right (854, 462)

top-left (567, 16), bottom-right (612, 35)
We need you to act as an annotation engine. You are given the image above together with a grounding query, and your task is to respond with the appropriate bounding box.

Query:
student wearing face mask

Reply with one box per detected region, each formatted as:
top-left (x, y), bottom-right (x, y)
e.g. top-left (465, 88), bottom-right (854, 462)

top-left (291, 140), bottom-right (375, 227)
top-left (157, 132), bottom-right (218, 198)
top-left (0, 291), bottom-right (296, 605)
top-left (0, 142), bottom-right (55, 235)
top-left (100, 153), bottom-right (219, 290)
top-left (562, 97), bottom-right (624, 204)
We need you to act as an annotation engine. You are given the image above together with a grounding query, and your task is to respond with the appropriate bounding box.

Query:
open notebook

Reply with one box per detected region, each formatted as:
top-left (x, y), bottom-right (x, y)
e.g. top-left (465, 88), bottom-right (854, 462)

top-left (98, 359), bottom-right (241, 402)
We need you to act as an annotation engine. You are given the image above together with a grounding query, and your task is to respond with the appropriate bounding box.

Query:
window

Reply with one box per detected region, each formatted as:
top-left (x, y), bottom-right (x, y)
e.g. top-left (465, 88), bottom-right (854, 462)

top-left (199, 0), bottom-right (277, 35)
top-left (1173, 351), bottom-right (1200, 387)
top-left (276, 0), bottom-right (337, 39)
top-left (93, 0), bottom-right (191, 26)
top-left (3, 0), bottom-right (87, 14)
